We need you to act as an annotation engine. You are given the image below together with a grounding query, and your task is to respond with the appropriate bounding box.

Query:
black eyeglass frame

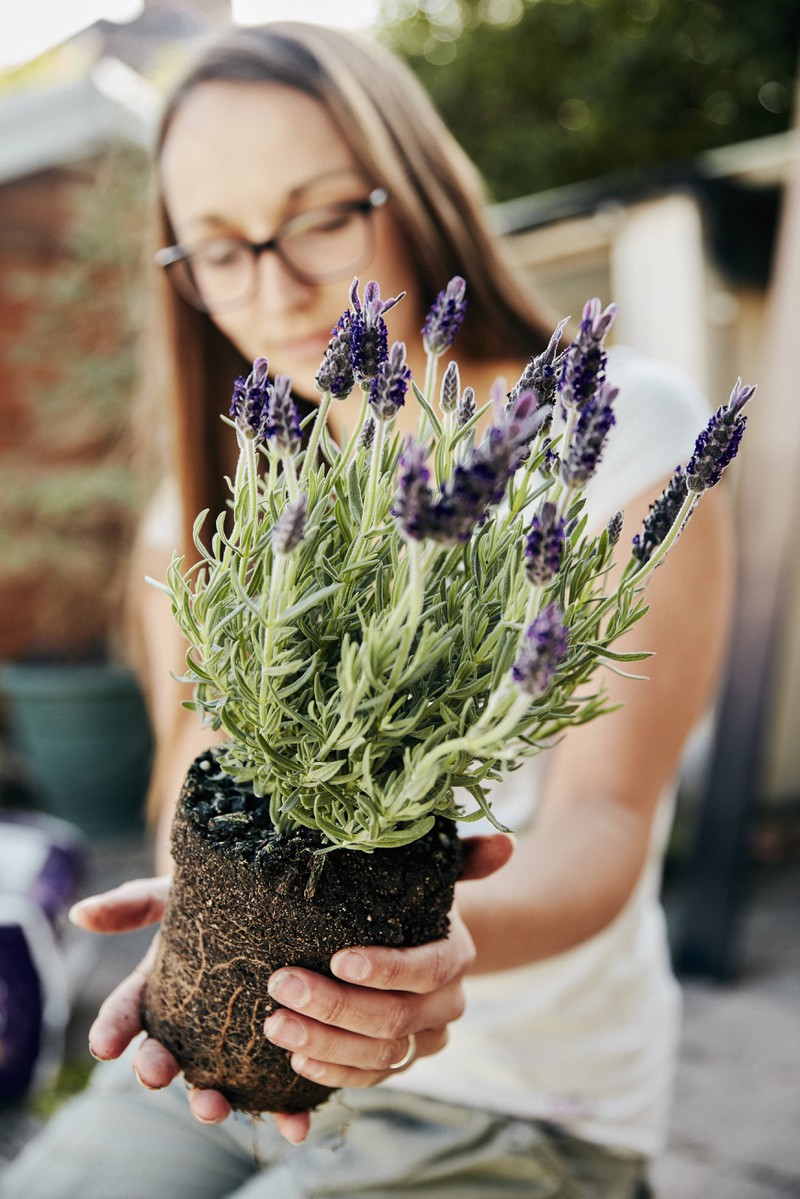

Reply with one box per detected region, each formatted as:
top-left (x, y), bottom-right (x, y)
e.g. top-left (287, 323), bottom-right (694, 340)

top-left (155, 187), bottom-right (390, 312)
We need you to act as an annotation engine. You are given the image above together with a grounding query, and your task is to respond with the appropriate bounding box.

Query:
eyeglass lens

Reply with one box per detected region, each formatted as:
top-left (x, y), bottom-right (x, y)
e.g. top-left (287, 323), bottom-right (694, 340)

top-left (174, 202), bottom-right (376, 311)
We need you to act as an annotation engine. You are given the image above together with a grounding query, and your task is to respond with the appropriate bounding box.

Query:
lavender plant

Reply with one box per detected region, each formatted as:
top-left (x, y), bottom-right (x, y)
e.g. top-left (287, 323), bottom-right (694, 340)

top-left (153, 284), bottom-right (753, 852)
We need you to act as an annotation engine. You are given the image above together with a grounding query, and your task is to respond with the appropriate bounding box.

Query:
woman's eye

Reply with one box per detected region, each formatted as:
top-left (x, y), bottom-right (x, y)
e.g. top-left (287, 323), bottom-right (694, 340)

top-left (197, 242), bottom-right (244, 269)
top-left (299, 209), bottom-right (357, 237)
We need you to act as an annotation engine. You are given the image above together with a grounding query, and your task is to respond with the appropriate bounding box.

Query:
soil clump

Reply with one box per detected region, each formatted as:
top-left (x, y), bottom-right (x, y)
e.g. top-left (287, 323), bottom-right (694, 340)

top-left (142, 751), bottom-right (462, 1113)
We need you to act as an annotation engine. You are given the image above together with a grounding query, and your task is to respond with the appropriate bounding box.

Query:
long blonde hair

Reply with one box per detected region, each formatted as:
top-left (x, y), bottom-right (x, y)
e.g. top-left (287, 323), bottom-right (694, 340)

top-left (148, 21), bottom-right (552, 552)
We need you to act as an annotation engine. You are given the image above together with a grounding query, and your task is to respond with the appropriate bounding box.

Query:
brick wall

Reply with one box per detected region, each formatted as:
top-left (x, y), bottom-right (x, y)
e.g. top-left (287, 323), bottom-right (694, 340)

top-left (0, 160), bottom-right (143, 661)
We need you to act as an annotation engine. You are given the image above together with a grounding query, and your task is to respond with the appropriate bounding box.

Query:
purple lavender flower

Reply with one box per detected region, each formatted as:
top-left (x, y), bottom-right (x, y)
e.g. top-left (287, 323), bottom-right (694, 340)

top-left (266, 374), bottom-right (302, 457)
top-left (349, 278), bottom-right (403, 386)
top-left (230, 357), bottom-right (270, 440)
top-left (358, 415), bottom-right (376, 450)
top-left (413, 391), bottom-right (548, 544)
top-left (508, 317), bottom-right (568, 411)
top-left (272, 494), bottom-right (307, 555)
top-left (456, 385), bottom-right (476, 429)
top-left (392, 438), bottom-right (434, 541)
top-left (631, 468), bottom-right (689, 564)
top-left (512, 602), bottom-right (569, 699)
top-left (540, 440), bottom-right (560, 479)
top-left (559, 299), bottom-right (617, 412)
top-left (686, 379), bottom-right (755, 492)
top-left (561, 383), bottom-right (618, 489)
top-left (440, 360), bottom-right (460, 414)
top-left (422, 276), bottom-right (467, 356)
top-left (525, 501), bottom-right (566, 586)
top-left (316, 311), bottom-right (354, 398)
top-left (606, 510), bottom-right (624, 547)
top-left (369, 341), bottom-right (410, 421)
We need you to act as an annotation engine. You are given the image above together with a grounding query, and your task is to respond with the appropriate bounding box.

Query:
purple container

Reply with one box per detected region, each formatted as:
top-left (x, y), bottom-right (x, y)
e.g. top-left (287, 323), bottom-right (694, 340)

top-left (0, 811), bottom-right (85, 1100)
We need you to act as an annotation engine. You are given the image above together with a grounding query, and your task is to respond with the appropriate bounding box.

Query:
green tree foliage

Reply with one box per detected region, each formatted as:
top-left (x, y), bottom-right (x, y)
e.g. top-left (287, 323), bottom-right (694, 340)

top-left (379, 0), bottom-right (800, 200)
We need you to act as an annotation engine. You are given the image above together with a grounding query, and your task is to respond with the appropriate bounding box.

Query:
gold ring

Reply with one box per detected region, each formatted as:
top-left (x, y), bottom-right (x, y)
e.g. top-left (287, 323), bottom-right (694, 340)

top-left (388, 1032), bottom-right (416, 1071)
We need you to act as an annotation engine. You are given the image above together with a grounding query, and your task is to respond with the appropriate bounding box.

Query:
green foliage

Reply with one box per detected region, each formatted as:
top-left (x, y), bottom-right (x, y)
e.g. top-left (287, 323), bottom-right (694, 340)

top-left (378, 0), bottom-right (799, 200)
top-left (158, 294), bottom-right (685, 852)
top-left (29, 1056), bottom-right (96, 1119)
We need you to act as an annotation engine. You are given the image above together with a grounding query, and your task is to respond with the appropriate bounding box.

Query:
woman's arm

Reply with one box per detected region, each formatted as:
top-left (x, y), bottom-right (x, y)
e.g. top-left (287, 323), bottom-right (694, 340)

top-left (457, 476), bottom-right (736, 971)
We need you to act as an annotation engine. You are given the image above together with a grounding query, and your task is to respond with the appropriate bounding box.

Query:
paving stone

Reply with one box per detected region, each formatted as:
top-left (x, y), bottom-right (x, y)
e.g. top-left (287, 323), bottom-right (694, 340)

top-left (650, 1151), bottom-right (799, 1199)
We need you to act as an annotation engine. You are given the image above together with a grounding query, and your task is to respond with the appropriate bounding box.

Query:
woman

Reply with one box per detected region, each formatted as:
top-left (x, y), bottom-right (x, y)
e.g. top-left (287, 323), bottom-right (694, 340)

top-left (4, 21), bottom-right (734, 1199)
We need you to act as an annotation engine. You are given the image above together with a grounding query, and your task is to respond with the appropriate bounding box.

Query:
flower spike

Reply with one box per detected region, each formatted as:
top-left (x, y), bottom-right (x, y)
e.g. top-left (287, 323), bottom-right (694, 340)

top-left (561, 383), bottom-right (618, 489)
top-left (440, 360), bottom-right (460, 414)
top-left (230, 357), bottom-right (270, 441)
top-left (422, 276), bottom-right (467, 356)
top-left (316, 311), bottom-right (355, 399)
top-left (631, 469), bottom-right (689, 564)
top-left (456, 385), bottom-right (476, 428)
top-left (405, 390), bottom-right (549, 544)
top-left (369, 342), bottom-right (411, 421)
top-left (508, 316), bottom-right (568, 409)
top-left (525, 502), bottom-right (566, 586)
top-left (266, 374), bottom-right (302, 457)
top-left (685, 378), bottom-right (755, 492)
top-left (272, 494), bottom-right (307, 555)
top-left (559, 299), bottom-right (617, 412)
top-left (349, 278), bottom-right (405, 386)
top-left (393, 438), bottom-right (434, 541)
top-left (512, 603), bottom-right (569, 699)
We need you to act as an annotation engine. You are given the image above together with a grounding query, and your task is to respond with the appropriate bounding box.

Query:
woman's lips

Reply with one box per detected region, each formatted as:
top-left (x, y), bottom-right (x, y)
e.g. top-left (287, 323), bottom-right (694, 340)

top-left (273, 329), bottom-right (332, 360)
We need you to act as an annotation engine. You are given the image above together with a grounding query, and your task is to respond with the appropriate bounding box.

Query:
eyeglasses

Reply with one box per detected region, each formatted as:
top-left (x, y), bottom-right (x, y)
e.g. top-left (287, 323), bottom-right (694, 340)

top-left (155, 187), bottom-right (389, 313)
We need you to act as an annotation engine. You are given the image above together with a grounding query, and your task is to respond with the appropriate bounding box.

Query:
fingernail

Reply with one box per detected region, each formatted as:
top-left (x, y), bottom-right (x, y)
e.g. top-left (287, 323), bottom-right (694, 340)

top-left (132, 1065), bottom-right (158, 1091)
top-left (332, 951), bottom-right (370, 982)
top-left (264, 1013), bottom-right (306, 1048)
top-left (293, 1055), bottom-right (323, 1080)
top-left (69, 898), bottom-right (96, 924)
top-left (268, 970), bottom-right (309, 1008)
top-left (88, 1035), bottom-right (111, 1062)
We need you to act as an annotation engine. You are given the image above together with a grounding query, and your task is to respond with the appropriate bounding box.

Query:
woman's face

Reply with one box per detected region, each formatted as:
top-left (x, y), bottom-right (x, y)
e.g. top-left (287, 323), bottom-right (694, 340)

top-left (160, 82), bottom-right (424, 397)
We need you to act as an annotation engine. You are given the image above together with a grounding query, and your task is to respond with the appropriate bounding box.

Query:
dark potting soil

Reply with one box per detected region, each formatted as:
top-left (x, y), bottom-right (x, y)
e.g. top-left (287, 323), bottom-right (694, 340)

top-left (142, 751), bottom-right (462, 1114)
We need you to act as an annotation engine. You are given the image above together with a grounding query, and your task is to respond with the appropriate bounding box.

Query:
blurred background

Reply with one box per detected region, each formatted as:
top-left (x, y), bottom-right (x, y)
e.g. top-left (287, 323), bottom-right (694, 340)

top-left (0, 3), bottom-right (798, 1195)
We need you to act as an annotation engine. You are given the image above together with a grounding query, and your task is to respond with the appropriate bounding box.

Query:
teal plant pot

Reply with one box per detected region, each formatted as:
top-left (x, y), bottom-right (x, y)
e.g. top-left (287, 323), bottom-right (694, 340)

top-left (0, 663), bottom-right (153, 837)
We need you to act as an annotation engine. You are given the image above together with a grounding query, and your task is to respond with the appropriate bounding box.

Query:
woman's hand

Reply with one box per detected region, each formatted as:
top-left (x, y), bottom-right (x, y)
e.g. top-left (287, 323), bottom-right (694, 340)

top-left (70, 878), bottom-right (241, 1128)
top-left (70, 835), bottom-right (513, 1145)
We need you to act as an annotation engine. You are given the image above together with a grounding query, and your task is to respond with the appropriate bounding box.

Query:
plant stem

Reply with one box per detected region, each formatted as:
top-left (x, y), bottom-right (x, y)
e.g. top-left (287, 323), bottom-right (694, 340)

top-left (361, 417), bottom-right (387, 535)
top-left (300, 391), bottom-right (332, 484)
top-left (328, 389), bottom-right (370, 489)
top-left (627, 489), bottom-right (698, 587)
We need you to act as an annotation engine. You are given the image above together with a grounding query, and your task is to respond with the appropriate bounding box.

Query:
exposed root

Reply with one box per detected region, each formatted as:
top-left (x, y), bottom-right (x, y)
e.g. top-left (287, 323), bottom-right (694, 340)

top-left (216, 984), bottom-right (244, 1066)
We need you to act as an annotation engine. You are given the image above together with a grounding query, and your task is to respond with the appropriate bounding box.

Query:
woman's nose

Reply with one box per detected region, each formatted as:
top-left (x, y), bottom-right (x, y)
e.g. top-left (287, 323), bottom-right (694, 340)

top-left (253, 248), bottom-right (314, 311)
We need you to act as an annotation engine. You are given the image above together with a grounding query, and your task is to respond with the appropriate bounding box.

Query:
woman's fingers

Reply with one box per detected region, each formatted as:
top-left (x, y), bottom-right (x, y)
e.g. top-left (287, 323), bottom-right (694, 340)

top-left (459, 832), bottom-right (515, 881)
top-left (187, 1087), bottom-right (233, 1125)
top-left (287, 1033), bottom-right (439, 1091)
top-left (89, 939), bottom-right (159, 1060)
top-left (70, 876), bottom-right (172, 933)
top-left (329, 906), bottom-right (476, 995)
top-left (267, 967), bottom-right (464, 1042)
top-left (274, 1111), bottom-right (311, 1144)
top-left (131, 1036), bottom-right (182, 1090)
top-left (266, 1007), bottom-right (448, 1074)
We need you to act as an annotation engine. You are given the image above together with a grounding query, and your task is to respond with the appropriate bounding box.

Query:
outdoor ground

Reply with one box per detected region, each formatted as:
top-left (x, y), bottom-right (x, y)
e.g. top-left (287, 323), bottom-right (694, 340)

top-left (1, 837), bottom-right (799, 1198)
